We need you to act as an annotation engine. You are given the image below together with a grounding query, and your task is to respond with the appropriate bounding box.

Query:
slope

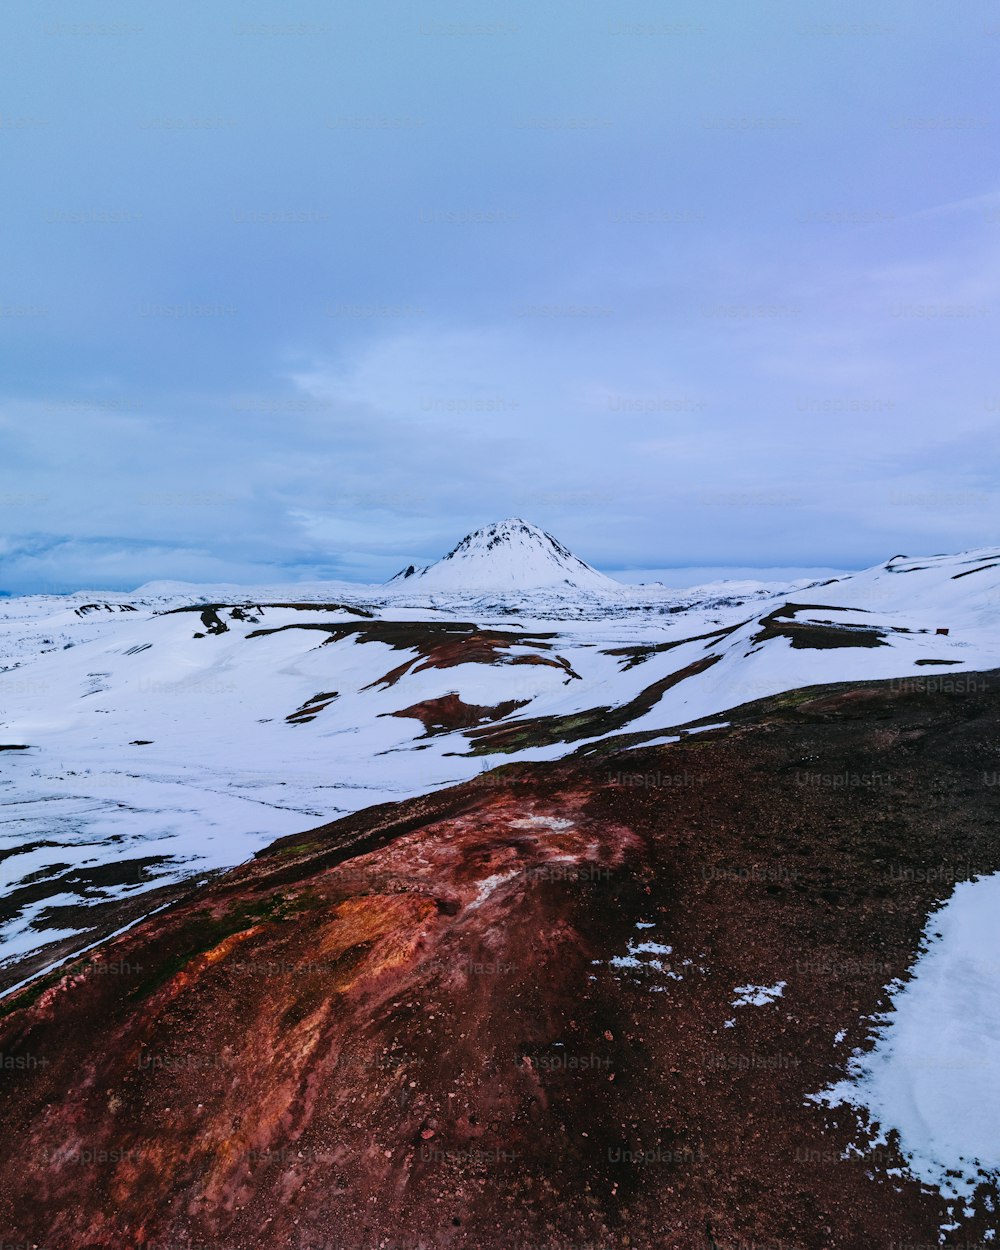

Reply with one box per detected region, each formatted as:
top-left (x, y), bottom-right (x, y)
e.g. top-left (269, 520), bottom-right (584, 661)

top-left (1, 670), bottom-right (999, 1248)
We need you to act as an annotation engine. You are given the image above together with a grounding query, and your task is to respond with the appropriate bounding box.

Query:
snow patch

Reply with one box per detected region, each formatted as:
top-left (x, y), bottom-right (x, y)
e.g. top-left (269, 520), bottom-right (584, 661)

top-left (733, 981), bottom-right (786, 1007)
top-left (509, 815), bottom-right (574, 832)
top-left (595, 927), bottom-right (692, 988)
top-left (817, 873), bottom-right (1000, 1204)
top-left (467, 871), bottom-right (518, 911)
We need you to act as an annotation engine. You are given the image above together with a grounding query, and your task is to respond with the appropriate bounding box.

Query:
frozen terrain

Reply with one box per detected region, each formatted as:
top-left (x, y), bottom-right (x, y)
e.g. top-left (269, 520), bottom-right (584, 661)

top-left (2, 522), bottom-right (1000, 986)
top-left (819, 872), bottom-right (1000, 1217)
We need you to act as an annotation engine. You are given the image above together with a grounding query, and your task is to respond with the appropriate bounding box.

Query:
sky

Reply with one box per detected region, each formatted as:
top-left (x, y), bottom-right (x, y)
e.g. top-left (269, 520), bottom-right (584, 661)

top-left (1, 0), bottom-right (999, 592)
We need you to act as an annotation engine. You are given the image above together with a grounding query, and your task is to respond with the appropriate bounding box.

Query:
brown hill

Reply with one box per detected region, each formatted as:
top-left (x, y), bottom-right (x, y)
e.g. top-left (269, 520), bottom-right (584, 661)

top-left (2, 671), bottom-right (999, 1248)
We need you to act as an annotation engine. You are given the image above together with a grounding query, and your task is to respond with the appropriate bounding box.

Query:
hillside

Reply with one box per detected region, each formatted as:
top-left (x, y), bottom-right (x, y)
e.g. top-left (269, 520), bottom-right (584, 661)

top-left (1, 669), bottom-right (999, 1247)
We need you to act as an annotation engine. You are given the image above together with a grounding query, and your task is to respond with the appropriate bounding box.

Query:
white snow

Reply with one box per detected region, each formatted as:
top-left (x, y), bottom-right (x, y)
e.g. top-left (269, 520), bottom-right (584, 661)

top-left (597, 927), bottom-right (689, 986)
top-left (733, 981), bottom-right (786, 1007)
top-left (818, 873), bottom-right (1000, 1203)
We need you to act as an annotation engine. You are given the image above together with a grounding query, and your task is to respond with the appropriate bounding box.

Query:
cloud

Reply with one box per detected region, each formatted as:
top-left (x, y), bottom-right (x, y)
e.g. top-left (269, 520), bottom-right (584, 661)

top-left (2, 5), bottom-right (999, 591)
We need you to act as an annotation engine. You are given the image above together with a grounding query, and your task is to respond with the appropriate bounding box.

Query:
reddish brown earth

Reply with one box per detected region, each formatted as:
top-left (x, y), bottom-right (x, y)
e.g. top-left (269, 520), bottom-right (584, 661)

top-left (354, 625), bottom-right (580, 691)
top-left (220, 617), bottom-right (580, 690)
top-left (2, 671), bottom-right (1000, 1249)
top-left (388, 692), bottom-right (531, 734)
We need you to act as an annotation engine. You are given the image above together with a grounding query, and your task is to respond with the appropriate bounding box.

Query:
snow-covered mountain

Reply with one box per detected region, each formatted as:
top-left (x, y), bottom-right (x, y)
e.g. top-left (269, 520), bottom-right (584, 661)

top-left (386, 517), bottom-right (621, 592)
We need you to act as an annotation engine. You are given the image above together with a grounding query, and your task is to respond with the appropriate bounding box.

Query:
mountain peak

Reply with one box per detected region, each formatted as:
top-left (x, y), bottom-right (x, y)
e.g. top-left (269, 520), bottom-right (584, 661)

top-left (386, 518), bottom-right (620, 592)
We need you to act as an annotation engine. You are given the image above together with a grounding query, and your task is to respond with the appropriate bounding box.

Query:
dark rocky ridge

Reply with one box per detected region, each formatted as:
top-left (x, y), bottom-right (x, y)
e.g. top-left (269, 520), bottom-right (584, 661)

top-left (1, 670), bottom-right (999, 1247)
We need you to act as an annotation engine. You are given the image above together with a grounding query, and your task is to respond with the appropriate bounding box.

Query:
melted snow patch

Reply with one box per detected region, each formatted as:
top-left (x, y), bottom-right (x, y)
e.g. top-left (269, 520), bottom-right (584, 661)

top-left (610, 939), bottom-right (674, 971)
top-left (816, 873), bottom-right (1000, 1206)
top-left (733, 981), bottom-right (786, 1007)
top-left (467, 871), bottom-right (518, 910)
top-left (595, 926), bottom-right (693, 989)
top-left (509, 815), bottom-right (574, 832)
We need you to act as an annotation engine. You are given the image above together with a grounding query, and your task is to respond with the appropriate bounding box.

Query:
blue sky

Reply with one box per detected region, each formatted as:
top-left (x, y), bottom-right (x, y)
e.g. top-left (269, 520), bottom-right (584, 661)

top-left (2, 0), bottom-right (999, 591)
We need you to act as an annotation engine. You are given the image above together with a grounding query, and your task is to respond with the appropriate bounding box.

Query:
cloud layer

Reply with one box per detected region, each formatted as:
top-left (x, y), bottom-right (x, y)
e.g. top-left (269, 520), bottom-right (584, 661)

top-left (2, 0), bottom-right (998, 590)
